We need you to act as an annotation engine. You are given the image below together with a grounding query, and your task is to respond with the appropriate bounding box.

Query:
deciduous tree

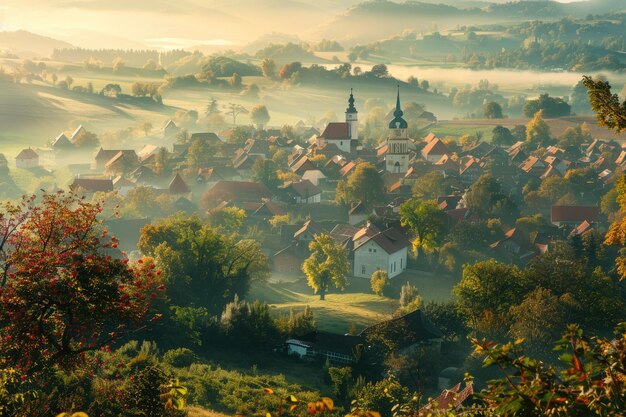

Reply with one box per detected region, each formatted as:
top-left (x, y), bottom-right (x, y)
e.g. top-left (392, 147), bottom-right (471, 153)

top-left (302, 234), bottom-right (350, 300)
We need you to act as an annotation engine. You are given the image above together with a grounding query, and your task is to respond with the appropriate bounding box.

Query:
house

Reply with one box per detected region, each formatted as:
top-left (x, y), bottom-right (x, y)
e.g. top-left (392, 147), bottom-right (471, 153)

top-left (112, 176), bottom-right (136, 196)
top-left (348, 201), bottom-right (369, 225)
top-left (459, 157), bottom-right (483, 185)
top-left (163, 119), bottom-right (178, 138)
top-left (15, 148), bottom-right (39, 169)
top-left (104, 151), bottom-right (140, 175)
top-left (130, 165), bottom-right (158, 185)
top-left (51, 133), bottom-right (73, 150)
top-left (421, 137), bottom-right (448, 163)
top-left (203, 181), bottom-right (274, 208)
top-left (551, 205), bottom-right (600, 227)
top-left (294, 220), bottom-right (321, 242)
top-left (353, 225), bottom-right (410, 278)
top-left (290, 156), bottom-right (317, 176)
top-left (490, 228), bottom-right (537, 262)
top-left (70, 125), bottom-right (86, 142)
top-left (302, 169), bottom-right (327, 186)
top-left (283, 180), bottom-right (321, 204)
top-left (569, 220), bottom-right (593, 238)
top-left (70, 177), bottom-right (114, 194)
top-left (273, 242), bottom-right (309, 274)
top-left (286, 331), bottom-right (363, 364)
top-left (168, 173), bottom-right (191, 196)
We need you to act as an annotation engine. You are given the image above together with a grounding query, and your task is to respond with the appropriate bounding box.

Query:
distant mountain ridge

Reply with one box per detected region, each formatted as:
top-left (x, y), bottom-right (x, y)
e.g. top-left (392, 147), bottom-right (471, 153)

top-left (0, 30), bottom-right (73, 58)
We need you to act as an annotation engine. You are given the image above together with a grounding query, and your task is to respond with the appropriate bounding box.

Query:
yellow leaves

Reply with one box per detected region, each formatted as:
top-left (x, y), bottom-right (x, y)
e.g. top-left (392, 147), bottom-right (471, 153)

top-left (307, 397), bottom-right (334, 414)
top-left (514, 338), bottom-right (525, 345)
top-left (263, 388), bottom-right (274, 395)
top-left (288, 394), bottom-right (299, 404)
top-left (56, 413), bottom-right (89, 417)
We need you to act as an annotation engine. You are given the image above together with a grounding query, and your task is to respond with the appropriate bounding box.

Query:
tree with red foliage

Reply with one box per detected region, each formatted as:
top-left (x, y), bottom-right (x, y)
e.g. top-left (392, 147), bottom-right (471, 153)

top-left (0, 192), bottom-right (164, 376)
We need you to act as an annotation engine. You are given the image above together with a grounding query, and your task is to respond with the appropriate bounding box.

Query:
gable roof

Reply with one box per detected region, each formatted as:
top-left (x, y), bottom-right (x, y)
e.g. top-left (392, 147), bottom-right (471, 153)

top-left (551, 205), bottom-right (600, 223)
top-left (286, 180), bottom-right (321, 198)
top-left (204, 181), bottom-right (274, 204)
top-left (70, 178), bottom-right (114, 192)
top-left (294, 220), bottom-right (321, 239)
top-left (319, 122), bottom-right (350, 140)
top-left (421, 137), bottom-right (448, 157)
top-left (360, 309), bottom-right (443, 346)
top-left (16, 148), bottom-right (38, 160)
top-left (353, 227), bottom-right (409, 254)
top-left (287, 331), bottom-right (363, 356)
top-left (52, 133), bottom-right (73, 149)
top-left (169, 173), bottom-right (191, 194)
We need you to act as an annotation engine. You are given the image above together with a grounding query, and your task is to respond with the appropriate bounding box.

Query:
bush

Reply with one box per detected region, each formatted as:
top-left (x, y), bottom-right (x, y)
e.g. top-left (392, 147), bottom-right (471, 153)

top-left (163, 348), bottom-right (200, 368)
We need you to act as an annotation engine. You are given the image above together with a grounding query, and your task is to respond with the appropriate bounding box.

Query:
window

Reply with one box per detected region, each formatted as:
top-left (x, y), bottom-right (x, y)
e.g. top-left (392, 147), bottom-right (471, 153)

top-left (373, 248), bottom-right (377, 253)
top-left (361, 265), bottom-right (366, 275)
top-left (340, 141), bottom-right (343, 146)
top-left (400, 258), bottom-right (403, 269)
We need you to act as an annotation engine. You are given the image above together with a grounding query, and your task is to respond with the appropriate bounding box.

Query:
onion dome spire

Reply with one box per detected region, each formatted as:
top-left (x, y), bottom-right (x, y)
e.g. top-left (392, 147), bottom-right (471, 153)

top-left (389, 85), bottom-right (408, 129)
top-left (346, 88), bottom-right (357, 114)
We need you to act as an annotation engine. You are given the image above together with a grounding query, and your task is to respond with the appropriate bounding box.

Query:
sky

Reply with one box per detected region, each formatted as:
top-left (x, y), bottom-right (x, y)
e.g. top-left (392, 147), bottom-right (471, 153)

top-left (0, 0), bottom-right (604, 50)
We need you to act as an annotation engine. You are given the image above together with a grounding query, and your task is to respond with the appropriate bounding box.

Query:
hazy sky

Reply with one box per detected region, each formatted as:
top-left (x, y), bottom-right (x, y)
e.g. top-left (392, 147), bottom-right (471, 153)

top-left (0, 0), bottom-right (604, 50)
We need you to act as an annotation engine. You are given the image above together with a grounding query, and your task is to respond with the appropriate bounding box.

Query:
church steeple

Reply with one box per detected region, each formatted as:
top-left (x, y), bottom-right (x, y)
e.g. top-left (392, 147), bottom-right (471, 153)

top-left (389, 85), bottom-right (408, 130)
top-left (346, 88), bottom-right (357, 114)
top-left (345, 88), bottom-right (358, 140)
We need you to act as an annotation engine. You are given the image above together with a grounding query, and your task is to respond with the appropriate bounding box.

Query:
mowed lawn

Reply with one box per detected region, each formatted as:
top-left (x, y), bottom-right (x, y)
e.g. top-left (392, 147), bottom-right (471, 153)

top-left (247, 269), bottom-right (457, 334)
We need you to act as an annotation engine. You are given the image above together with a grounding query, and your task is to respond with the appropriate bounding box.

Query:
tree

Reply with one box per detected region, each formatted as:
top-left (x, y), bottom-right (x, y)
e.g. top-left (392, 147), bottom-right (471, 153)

top-left (484, 101), bottom-right (503, 119)
top-left (370, 270), bottom-right (389, 296)
top-left (525, 110), bottom-right (552, 149)
top-left (206, 206), bottom-right (247, 235)
top-left (112, 57), bottom-right (125, 73)
top-left (140, 121), bottom-right (153, 137)
top-left (101, 83), bottom-right (121, 97)
top-left (491, 125), bottom-right (516, 146)
top-left (230, 72), bottom-right (242, 88)
top-left (302, 234), bottom-right (350, 300)
top-left (260, 58), bottom-right (276, 79)
top-left (251, 158), bottom-right (279, 188)
top-left (344, 163), bottom-right (385, 208)
top-left (369, 64), bottom-right (389, 78)
top-left (65, 75), bottom-right (74, 89)
top-left (508, 287), bottom-right (568, 357)
top-left (411, 171), bottom-right (459, 199)
top-left (72, 128), bottom-right (100, 148)
top-left (0, 192), bottom-right (162, 375)
top-left (250, 104), bottom-right (271, 129)
top-left (419, 80), bottom-right (429, 91)
top-left (399, 199), bottom-right (448, 257)
top-left (397, 282), bottom-right (422, 316)
top-left (454, 259), bottom-right (527, 335)
top-left (186, 138), bottom-right (212, 171)
top-left (582, 75), bottom-right (626, 133)
top-left (523, 93), bottom-right (571, 118)
top-left (225, 103), bottom-right (248, 125)
top-left (138, 215), bottom-right (268, 313)
top-left (465, 173), bottom-right (519, 222)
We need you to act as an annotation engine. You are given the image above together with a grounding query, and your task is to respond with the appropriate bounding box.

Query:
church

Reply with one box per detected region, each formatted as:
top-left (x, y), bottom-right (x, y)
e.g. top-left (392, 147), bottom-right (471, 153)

top-left (384, 87), bottom-right (412, 174)
top-left (316, 89), bottom-right (360, 154)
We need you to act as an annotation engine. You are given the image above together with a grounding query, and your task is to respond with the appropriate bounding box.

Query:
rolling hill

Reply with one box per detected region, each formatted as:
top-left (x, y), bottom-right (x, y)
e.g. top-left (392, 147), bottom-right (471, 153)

top-left (0, 30), bottom-right (73, 58)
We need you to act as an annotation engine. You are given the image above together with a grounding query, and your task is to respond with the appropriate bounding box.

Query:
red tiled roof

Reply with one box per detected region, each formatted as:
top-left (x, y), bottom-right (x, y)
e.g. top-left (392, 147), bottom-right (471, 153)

top-left (319, 122), bottom-right (350, 140)
top-left (551, 205), bottom-right (599, 223)
top-left (421, 137), bottom-right (448, 157)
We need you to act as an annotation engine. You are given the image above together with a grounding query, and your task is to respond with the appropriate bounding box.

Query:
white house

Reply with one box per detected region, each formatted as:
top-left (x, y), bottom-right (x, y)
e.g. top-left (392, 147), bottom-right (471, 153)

top-left (15, 148), bottom-right (39, 169)
top-left (353, 225), bottom-right (409, 278)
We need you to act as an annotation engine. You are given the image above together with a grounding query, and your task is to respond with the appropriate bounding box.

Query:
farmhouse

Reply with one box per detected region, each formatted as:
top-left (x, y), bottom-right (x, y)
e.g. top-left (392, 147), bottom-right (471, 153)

top-left (353, 225), bottom-right (409, 278)
top-left (15, 148), bottom-right (39, 169)
top-left (551, 205), bottom-right (600, 227)
top-left (286, 331), bottom-right (363, 364)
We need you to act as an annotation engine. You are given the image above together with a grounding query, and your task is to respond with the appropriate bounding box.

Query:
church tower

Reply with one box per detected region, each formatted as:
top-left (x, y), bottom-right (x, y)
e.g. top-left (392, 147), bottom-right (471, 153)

top-left (345, 88), bottom-right (358, 140)
top-left (385, 86), bottom-right (411, 174)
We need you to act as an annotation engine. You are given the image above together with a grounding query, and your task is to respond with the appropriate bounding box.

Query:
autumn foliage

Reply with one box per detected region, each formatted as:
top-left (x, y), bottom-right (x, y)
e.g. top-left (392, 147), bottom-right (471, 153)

top-left (0, 192), bottom-right (163, 376)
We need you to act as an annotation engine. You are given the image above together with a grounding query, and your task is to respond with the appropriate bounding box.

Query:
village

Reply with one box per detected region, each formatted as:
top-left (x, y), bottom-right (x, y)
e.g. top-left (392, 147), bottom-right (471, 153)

top-left (11, 87), bottom-right (609, 273)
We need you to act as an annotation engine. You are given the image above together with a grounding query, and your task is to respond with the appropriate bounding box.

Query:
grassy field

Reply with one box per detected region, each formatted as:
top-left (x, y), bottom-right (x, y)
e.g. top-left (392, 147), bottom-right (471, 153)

top-left (248, 269), bottom-right (457, 334)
